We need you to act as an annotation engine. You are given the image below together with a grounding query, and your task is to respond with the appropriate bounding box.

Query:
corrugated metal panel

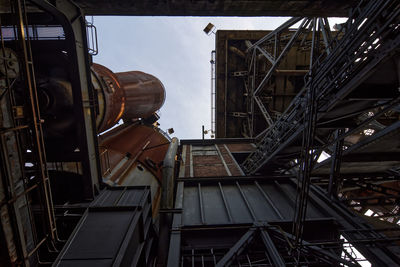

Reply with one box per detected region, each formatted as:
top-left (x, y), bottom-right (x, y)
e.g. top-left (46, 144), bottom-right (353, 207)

top-left (60, 211), bottom-right (141, 260)
top-left (54, 187), bottom-right (153, 267)
top-left (182, 180), bottom-right (325, 226)
top-left (168, 177), bottom-right (343, 267)
top-left (90, 187), bottom-right (148, 207)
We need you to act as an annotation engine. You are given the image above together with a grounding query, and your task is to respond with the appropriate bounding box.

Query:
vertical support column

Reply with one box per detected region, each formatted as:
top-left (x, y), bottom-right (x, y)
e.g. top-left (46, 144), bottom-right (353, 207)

top-left (166, 181), bottom-right (184, 267)
top-left (159, 137), bottom-right (179, 266)
top-left (189, 145), bottom-right (194, 177)
top-left (179, 145), bottom-right (187, 178)
top-left (224, 39), bottom-right (228, 137)
top-left (210, 50), bottom-right (216, 136)
top-left (328, 129), bottom-right (344, 197)
top-left (161, 137), bottom-right (179, 210)
top-left (293, 18), bottom-right (318, 249)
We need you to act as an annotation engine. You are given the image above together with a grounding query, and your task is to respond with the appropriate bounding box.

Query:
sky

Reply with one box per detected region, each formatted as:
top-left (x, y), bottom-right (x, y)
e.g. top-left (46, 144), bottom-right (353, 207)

top-left (91, 16), bottom-right (292, 139)
top-left (92, 16), bottom-right (347, 140)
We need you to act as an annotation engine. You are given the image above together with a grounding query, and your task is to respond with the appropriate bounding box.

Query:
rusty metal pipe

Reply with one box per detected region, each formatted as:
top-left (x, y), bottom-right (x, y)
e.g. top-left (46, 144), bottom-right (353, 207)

top-left (115, 71), bottom-right (166, 122)
top-left (37, 63), bottom-right (166, 147)
top-left (91, 63), bottom-right (126, 133)
top-left (92, 64), bottom-right (166, 132)
top-left (161, 137), bottom-right (178, 209)
top-left (158, 138), bottom-right (178, 266)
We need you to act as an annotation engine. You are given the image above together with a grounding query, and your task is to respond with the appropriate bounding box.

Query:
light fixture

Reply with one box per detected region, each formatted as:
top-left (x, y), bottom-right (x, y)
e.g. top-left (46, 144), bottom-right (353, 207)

top-left (203, 23), bottom-right (216, 35)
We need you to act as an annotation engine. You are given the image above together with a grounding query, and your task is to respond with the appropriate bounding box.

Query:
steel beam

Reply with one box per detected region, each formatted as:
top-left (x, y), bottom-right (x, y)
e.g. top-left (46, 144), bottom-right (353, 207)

top-left (260, 229), bottom-right (285, 267)
top-left (242, 0), bottom-right (400, 175)
top-left (215, 228), bottom-right (257, 267)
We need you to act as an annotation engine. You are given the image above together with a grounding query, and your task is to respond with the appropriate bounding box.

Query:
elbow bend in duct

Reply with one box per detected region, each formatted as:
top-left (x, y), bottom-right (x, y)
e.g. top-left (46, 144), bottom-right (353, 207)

top-left (92, 63), bottom-right (166, 132)
top-left (115, 71), bottom-right (166, 122)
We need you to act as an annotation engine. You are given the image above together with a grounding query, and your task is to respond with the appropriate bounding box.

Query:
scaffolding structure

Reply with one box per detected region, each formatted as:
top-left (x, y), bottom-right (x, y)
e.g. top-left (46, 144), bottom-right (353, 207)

top-left (240, 0), bottom-right (400, 263)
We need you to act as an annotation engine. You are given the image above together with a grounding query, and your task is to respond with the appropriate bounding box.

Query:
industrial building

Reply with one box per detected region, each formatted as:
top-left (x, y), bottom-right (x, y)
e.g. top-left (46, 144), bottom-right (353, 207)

top-left (0, 0), bottom-right (399, 266)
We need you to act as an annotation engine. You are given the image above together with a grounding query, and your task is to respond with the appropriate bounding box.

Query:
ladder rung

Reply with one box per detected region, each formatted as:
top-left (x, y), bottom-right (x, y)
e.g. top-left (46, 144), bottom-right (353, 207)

top-left (0, 125), bottom-right (29, 134)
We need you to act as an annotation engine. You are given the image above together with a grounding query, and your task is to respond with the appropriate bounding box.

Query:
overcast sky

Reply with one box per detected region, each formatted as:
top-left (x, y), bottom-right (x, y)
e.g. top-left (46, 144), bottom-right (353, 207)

top-left (92, 16), bottom-right (346, 140)
top-left (91, 16), bottom-right (293, 139)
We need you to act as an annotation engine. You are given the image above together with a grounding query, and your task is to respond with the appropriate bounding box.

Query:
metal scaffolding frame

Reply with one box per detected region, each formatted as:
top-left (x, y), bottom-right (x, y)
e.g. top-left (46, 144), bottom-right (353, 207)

top-left (241, 0), bottom-right (400, 263)
top-left (244, 16), bottom-right (333, 138)
top-left (242, 0), bottom-right (400, 175)
top-left (0, 0), bottom-right (104, 265)
top-left (0, 0), bottom-right (58, 265)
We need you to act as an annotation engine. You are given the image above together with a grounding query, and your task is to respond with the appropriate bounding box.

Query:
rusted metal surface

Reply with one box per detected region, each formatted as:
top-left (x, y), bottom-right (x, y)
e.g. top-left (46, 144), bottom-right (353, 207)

top-left (39, 63), bottom-right (165, 134)
top-left (99, 124), bottom-right (169, 180)
top-left (99, 124), bottom-right (170, 215)
top-left (91, 63), bottom-right (126, 133)
top-left (116, 71), bottom-right (166, 122)
top-left (92, 65), bottom-right (166, 131)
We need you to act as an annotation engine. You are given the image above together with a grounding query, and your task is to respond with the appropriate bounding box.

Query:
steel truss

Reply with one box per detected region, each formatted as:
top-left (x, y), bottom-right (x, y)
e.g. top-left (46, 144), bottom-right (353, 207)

top-left (339, 178), bottom-right (400, 224)
top-left (241, 0), bottom-right (400, 262)
top-left (244, 16), bottom-right (333, 138)
top-left (212, 223), bottom-right (371, 267)
top-left (312, 173), bottom-right (400, 223)
top-left (187, 226), bottom-right (350, 267)
top-left (242, 0), bottom-right (400, 174)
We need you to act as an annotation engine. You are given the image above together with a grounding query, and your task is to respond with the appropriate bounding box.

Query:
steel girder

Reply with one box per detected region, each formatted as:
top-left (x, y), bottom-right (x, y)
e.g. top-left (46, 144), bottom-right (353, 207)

top-left (241, 0), bottom-right (400, 175)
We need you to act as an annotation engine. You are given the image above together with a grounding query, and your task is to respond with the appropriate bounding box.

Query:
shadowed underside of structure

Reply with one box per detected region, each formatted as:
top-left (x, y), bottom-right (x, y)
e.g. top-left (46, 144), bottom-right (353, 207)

top-left (74, 0), bottom-right (356, 16)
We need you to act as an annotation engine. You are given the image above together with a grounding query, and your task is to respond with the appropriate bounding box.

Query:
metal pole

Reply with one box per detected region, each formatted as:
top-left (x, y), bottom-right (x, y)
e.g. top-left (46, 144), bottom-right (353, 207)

top-left (161, 137), bottom-right (179, 210)
top-left (158, 137), bottom-right (179, 265)
top-left (328, 129), bottom-right (344, 197)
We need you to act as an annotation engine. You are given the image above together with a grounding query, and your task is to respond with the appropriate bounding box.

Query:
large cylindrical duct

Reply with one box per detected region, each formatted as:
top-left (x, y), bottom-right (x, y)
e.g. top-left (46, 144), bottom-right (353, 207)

top-left (91, 63), bottom-right (126, 133)
top-left (92, 65), bottom-right (166, 132)
top-left (37, 63), bottom-right (166, 150)
top-left (115, 71), bottom-right (166, 122)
